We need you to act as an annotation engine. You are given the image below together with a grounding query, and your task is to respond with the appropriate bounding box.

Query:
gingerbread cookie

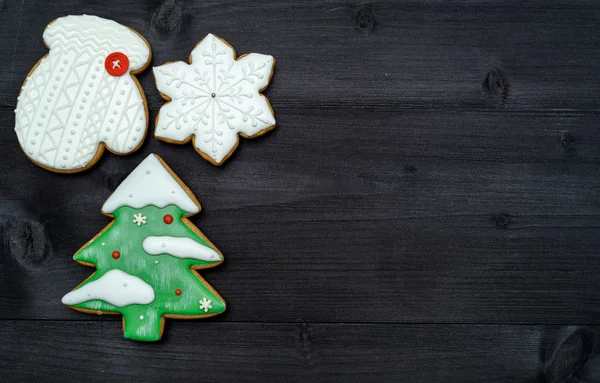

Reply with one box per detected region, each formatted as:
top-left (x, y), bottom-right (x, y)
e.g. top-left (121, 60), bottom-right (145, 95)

top-left (62, 153), bottom-right (226, 341)
top-left (153, 34), bottom-right (276, 166)
top-left (14, 15), bottom-right (152, 173)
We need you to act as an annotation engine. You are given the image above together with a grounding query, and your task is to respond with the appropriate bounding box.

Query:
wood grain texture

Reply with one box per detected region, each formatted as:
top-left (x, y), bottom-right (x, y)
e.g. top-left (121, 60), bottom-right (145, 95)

top-left (3, 109), bottom-right (600, 323)
top-left (2, 321), bottom-right (599, 382)
top-left (1, 0), bottom-right (600, 380)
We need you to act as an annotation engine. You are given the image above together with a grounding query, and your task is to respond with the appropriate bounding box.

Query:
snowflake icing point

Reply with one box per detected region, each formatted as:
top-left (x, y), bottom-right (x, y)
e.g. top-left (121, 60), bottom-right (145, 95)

top-left (199, 297), bottom-right (212, 312)
top-left (153, 33), bottom-right (275, 165)
top-left (132, 213), bottom-right (147, 226)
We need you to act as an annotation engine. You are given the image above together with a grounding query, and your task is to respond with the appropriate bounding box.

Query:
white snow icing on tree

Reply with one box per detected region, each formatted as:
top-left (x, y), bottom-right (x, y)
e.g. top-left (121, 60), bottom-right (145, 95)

top-left (61, 269), bottom-right (155, 307)
top-left (101, 154), bottom-right (199, 214)
top-left (142, 236), bottom-right (221, 261)
top-left (153, 33), bottom-right (276, 165)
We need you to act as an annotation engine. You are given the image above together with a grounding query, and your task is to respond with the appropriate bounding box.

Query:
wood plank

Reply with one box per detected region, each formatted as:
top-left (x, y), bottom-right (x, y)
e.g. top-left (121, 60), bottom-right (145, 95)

top-left (2, 110), bottom-right (600, 323)
top-left (4, 211), bottom-right (600, 323)
top-left (3, 321), bottom-right (597, 382)
top-left (2, 102), bottom-right (600, 322)
top-left (1, 1), bottom-right (600, 112)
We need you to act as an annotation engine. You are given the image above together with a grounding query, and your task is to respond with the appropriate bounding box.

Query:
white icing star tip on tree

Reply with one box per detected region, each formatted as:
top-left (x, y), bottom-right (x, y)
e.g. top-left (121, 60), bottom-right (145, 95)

top-left (101, 153), bottom-right (200, 214)
top-left (153, 34), bottom-right (276, 166)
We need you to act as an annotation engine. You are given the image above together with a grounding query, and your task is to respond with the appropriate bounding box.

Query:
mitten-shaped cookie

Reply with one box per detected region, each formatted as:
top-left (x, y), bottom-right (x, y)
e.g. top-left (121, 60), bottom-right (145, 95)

top-left (14, 15), bottom-right (152, 173)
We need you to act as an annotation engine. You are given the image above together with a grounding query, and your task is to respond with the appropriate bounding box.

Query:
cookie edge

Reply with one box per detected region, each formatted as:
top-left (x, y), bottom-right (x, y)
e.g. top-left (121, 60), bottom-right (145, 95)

top-left (15, 15), bottom-right (153, 174)
top-left (152, 34), bottom-right (277, 166)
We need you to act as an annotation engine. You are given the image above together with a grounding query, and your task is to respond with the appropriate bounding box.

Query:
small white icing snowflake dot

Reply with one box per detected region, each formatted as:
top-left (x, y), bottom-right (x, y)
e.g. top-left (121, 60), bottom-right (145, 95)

top-left (132, 213), bottom-right (147, 226)
top-left (199, 297), bottom-right (212, 312)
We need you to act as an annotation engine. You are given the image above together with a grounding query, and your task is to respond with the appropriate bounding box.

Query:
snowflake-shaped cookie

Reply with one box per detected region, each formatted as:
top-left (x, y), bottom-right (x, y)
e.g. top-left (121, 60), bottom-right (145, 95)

top-left (199, 297), bottom-right (213, 312)
top-left (132, 213), bottom-right (147, 226)
top-left (153, 34), bottom-right (276, 165)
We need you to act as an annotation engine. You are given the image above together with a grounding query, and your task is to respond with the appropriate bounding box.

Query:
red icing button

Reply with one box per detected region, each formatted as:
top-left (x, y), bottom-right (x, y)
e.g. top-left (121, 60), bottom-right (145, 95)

top-left (112, 251), bottom-right (121, 259)
top-left (163, 214), bottom-right (173, 224)
top-left (175, 289), bottom-right (182, 296)
top-left (105, 52), bottom-right (129, 76)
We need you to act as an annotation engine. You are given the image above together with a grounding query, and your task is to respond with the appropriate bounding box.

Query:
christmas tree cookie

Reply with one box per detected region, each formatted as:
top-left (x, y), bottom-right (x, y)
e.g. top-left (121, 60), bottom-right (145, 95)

top-left (153, 33), bottom-right (276, 166)
top-left (62, 153), bottom-right (226, 341)
top-left (14, 15), bottom-right (152, 173)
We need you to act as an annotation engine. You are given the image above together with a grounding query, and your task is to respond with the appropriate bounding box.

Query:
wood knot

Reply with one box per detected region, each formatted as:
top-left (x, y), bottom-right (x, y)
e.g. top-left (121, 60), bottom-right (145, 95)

top-left (355, 7), bottom-right (375, 35)
top-left (403, 164), bottom-right (418, 173)
top-left (491, 213), bottom-right (510, 229)
top-left (545, 328), bottom-right (594, 382)
top-left (560, 132), bottom-right (575, 151)
top-left (4, 217), bottom-right (50, 266)
top-left (298, 320), bottom-right (311, 347)
top-left (150, 0), bottom-right (188, 35)
top-left (482, 69), bottom-right (508, 98)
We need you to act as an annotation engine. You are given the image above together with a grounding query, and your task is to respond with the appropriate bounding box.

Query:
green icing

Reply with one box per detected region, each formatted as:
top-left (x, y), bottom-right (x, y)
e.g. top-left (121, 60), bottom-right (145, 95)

top-left (69, 204), bottom-right (225, 342)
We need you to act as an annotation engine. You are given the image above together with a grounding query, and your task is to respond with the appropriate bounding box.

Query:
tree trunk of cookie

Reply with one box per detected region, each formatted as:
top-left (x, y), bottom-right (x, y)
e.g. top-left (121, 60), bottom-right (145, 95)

top-left (122, 308), bottom-right (162, 342)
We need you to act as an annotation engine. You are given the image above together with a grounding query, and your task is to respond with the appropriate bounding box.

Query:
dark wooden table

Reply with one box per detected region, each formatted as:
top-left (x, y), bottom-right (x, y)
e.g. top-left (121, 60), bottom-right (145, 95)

top-left (1, 1), bottom-right (600, 381)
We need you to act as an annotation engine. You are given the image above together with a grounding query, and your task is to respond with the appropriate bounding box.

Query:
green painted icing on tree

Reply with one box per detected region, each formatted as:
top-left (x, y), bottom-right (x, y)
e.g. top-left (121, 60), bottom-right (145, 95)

top-left (68, 204), bottom-right (225, 342)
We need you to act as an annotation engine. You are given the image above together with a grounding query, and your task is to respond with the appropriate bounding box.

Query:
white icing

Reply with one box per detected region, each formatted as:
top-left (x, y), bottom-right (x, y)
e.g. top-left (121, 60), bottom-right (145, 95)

top-left (61, 269), bottom-right (155, 307)
top-left (153, 33), bottom-right (275, 165)
top-left (15, 15), bottom-right (150, 171)
top-left (101, 154), bottom-right (199, 214)
top-left (142, 236), bottom-right (221, 261)
top-left (199, 297), bottom-right (212, 312)
top-left (132, 212), bottom-right (147, 226)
